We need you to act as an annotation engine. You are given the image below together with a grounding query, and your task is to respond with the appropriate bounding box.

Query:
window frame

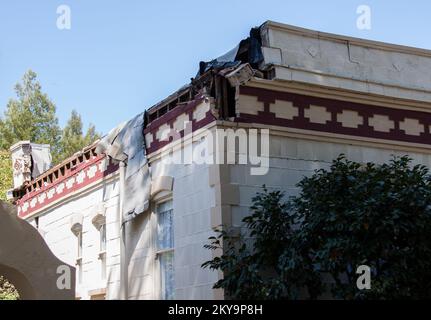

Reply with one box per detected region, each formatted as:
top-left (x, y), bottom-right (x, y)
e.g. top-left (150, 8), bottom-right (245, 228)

top-left (99, 223), bottom-right (107, 254)
top-left (76, 230), bottom-right (83, 285)
top-left (98, 223), bottom-right (107, 282)
top-left (154, 198), bottom-right (175, 300)
top-left (77, 230), bottom-right (83, 260)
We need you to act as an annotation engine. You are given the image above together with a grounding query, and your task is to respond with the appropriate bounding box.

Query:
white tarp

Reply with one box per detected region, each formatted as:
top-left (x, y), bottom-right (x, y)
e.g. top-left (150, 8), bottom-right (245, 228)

top-left (95, 112), bottom-right (151, 223)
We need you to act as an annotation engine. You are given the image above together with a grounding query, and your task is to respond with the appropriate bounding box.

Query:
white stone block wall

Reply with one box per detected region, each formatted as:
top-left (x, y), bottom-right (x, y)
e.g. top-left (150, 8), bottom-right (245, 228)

top-left (228, 134), bottom-right (431, 233)
top-left (147, 138), bottom-right (219, 300)
top-left (28, 177), bottom-right (120, 300)
top-left (23, 140), bottom-right (220, 300)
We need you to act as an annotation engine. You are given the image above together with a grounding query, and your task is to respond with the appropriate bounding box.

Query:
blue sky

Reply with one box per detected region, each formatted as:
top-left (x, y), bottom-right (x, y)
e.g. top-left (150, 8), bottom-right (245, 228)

top-left (1, 0), bottom-right (430, 134)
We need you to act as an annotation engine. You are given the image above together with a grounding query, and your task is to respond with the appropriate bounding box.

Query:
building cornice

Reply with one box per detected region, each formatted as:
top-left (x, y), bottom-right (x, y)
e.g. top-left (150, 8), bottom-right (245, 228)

top-left (263, 21), bottom-right (431, 58)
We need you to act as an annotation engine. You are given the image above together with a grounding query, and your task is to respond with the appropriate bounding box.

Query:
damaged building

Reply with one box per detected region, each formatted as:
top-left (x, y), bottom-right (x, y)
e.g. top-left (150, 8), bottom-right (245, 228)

top-left (7, 21), bottom-right (431, 299)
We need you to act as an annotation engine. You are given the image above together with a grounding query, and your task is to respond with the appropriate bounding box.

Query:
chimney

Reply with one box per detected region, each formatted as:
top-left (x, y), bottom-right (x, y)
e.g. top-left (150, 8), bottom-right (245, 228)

top-left (9, 141), bottom-right (52, 190)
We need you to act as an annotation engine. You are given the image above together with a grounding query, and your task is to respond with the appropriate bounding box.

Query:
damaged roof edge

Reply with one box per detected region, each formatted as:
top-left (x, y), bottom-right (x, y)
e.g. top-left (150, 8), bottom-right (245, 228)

top-left (197, 25), bottom-right (264, 76)
top-left (137, 20), bottom-right (431, 132)
top-left (146, 23), bottom-right (266, 121)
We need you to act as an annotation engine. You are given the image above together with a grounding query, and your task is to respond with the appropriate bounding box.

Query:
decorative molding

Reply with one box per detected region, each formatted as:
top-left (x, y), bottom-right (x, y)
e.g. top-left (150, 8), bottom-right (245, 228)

top-left (237, 85), bottom-right (431, 146)
top-left (146, 122), bottom-right (218, 164)
top-left (91, 203), bottom-right (106, 230)
top-left (246, 78), bottom-right (431, 113)
top-left (144, 96), bottom-right (217, 155)
top-left (70, 213), bottom-right (83, 236)
top-left (17, 155), bottom-right (118, 219)
top-left (150, 176), bottom-right (174, 199)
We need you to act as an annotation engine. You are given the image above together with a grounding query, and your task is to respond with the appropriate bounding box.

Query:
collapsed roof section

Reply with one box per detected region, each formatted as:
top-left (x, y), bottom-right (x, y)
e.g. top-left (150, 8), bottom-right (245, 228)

top-left (146, 19), bottom-right (431, 131)
top-left (145, 25), bottom-right (268, 127)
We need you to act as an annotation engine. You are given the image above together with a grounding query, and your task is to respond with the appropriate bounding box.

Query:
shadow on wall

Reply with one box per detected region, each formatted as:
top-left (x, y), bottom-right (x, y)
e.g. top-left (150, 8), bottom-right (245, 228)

top-left (0, 201), bottom-right (75, 300)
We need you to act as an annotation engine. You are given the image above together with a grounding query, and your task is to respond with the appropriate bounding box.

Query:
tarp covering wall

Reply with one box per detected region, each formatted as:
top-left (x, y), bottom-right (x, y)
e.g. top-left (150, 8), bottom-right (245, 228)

top-left (95, 112), bottom-right (151, 223)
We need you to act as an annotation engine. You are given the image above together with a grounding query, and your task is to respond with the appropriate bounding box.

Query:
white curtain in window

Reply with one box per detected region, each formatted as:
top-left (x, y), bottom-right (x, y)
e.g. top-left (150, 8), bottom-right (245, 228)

top-left (157, 200), bottom-right (174, 299)
top-left (160, 251), bottom-right (174, 300)
top-left (157, 201), bottom-right (174, 250)
top-left (100, 224), bottom-right (106, 252)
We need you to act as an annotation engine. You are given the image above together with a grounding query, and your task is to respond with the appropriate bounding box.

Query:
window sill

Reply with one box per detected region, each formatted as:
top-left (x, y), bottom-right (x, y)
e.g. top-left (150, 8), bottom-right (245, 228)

top-left (88, 287), bottom-right (107, 297)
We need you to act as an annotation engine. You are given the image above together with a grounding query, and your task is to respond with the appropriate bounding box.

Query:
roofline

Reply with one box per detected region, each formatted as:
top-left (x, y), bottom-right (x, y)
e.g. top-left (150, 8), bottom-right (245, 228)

top-left (13, 140), bottom-right (101, 197)
top-left (9, 141), bottom-right (51, 152)
top-left (146, 84), bottom-right (191, 115)
top-left (262, 20), bottom-right (431, 58)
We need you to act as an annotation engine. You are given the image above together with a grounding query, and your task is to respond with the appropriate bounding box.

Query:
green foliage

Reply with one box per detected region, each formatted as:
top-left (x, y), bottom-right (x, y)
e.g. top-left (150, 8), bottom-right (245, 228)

top-left (0, 151), bottom-right (13, 202)
top-left (0, 70), bottom-right (100, 164)
top-left (0, 70), bottom-right (61, 160)
top-left (203, 155), bottom-right (431, 299)
top-left (58, 110), bottom-right (100, 163)
top-left (0, 276), bottom-right (19, 300)
top-left (202, 188), bottom-right (319, 299)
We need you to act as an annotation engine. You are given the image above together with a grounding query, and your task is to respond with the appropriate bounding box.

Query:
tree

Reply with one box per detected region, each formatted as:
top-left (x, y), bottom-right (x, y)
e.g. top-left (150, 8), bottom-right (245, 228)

top-left (0, 138), bottom-right (18, 300)
top-left (58, 110), bottom-right (100, 162)
top-left (203, 155), bottom-right (431, 299)
top-left (0, 70), bottom-right (101, 164)
top-left (0, 151), bottom-right (13, 202)
top-left (0, 276), bottom-right (19, 300)
top-left (0, 70), bottom-right (61, 160)
top-left (0, 152), bottom-right (19, 300)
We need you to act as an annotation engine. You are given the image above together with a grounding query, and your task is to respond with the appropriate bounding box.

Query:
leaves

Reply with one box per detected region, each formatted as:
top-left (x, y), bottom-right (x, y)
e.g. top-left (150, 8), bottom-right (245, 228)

top-left (0, 276), bottom-right (19, 300)
top-left (0, 70), bottom-right (100, 164)
top-left (202, 155), bottom-right (431, 299)
top-left (0, 70), bottom-right (61, 159)
top-left (58, 110), bottom-right (100, 163)
top-left (0, 150), bottom-right (13, 202)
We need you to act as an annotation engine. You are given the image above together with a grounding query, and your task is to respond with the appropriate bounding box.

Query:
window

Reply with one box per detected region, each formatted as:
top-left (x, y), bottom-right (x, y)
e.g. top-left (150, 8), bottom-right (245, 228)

top-left (91, 203), bottom-right (107, 283)
top-left (70, 215), bottom-right (83, 286)
top-left (100, 224), bottom-right (106, 253)
top-left (99, 224), bottom-right (107, 281)
top-left (76, 231), bottom-right (83, 284)
top-left (156, 200), bottom-right (174, 300)
top-left (77, 231), bottom-right (83, 259)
